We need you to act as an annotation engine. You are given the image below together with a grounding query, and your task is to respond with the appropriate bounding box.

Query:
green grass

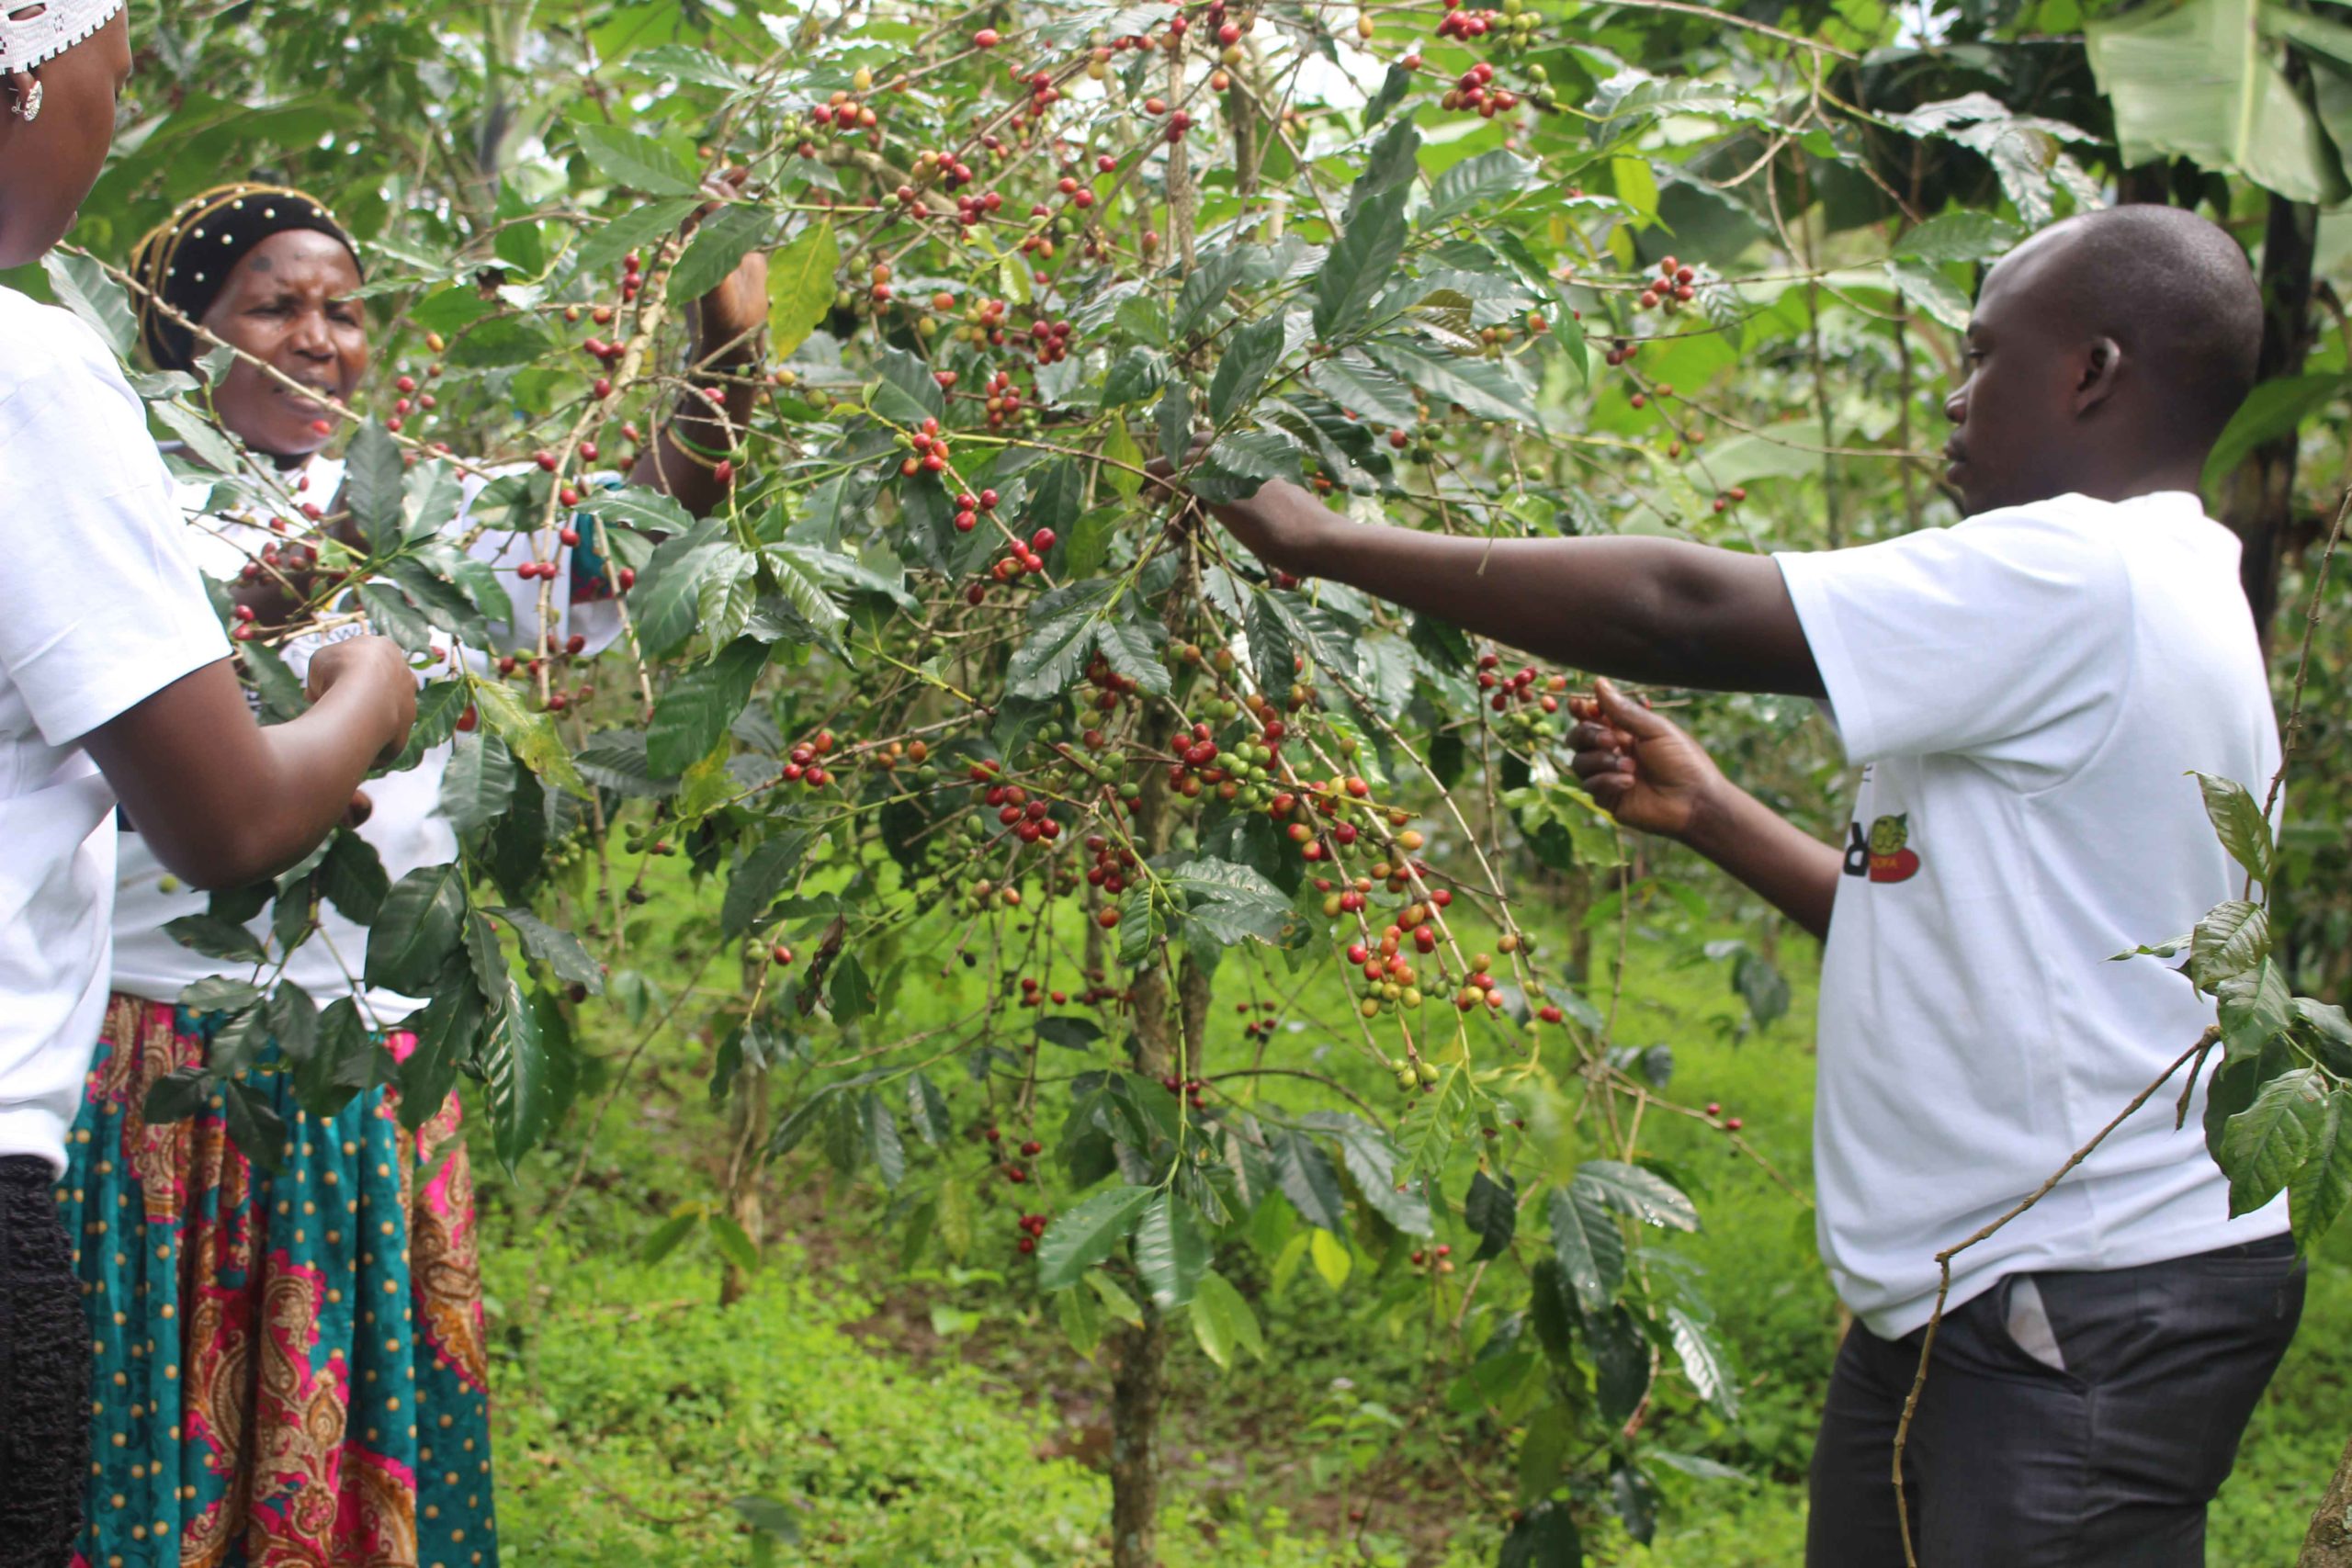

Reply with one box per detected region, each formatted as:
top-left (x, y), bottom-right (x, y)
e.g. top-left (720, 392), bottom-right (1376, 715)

top-left (469, 861), bottom-right (2350, 1566)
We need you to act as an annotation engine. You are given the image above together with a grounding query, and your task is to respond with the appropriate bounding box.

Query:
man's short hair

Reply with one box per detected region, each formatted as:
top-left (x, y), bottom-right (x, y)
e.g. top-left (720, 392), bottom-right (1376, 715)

top-left (2042, 205), bottom-right (2264, 450)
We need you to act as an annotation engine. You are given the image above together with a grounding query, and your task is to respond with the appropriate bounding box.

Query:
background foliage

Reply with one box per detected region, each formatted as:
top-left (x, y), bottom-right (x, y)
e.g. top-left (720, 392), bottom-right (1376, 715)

top-left (15, 0), bottom-right (2352, 1558)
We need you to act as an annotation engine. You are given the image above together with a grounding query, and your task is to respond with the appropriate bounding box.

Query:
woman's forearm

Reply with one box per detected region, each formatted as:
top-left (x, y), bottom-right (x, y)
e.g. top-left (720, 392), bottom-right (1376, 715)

top-left (85, 657), bottom-right (410, 891)
top-left (630, 340), bottom-right (760, 518)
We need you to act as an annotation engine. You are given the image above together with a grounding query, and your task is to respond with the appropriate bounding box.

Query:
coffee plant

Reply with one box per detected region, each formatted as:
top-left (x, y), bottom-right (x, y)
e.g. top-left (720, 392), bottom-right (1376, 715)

top-left (28, 0), bottom-right (2352, 1557)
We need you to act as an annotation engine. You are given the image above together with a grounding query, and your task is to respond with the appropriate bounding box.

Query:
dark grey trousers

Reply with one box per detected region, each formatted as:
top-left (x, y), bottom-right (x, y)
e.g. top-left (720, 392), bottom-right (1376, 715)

top-left (1808, 1234), bottom-right (2304, 1567)
top-left (0, 1154), bottom-right (88, 1568)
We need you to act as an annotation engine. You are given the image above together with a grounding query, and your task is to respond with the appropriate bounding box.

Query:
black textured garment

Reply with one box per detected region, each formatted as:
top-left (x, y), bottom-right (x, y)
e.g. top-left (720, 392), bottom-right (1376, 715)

top-left (0, 1154), bottom-right (87, 1568)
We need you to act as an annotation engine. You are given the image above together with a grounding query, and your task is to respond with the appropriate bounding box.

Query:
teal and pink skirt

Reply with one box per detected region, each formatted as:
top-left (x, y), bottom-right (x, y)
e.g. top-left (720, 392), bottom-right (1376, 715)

top-left (53, 996), bottom-right (498, 1567)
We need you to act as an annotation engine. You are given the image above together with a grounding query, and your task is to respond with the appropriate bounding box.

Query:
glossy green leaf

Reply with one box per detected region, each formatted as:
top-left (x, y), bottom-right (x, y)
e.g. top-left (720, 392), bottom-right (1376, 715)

top-left (1189, 1270), bottom-right (1266, 1370)
top-left (1135, 1190), bottom-right (1208, 1310)
top-left (1498, 1498), bottom-right (1581, 1567)
top-left (647, 637), bottom-right (767, 776)
top-left (1547, 1182), bottom-right (1624, 1306)
top-left (469, 680), bottom-right (590, 797)
top-left (1464, 1168), bottom-right (1518, 1261)
top-left (1667, 1305), bottom-right (1740, 1417)
top-left (486, 980), bottom-right (565, 1169)
top-left (669, 202), bottom-right (774, 303)
top-left (1035, 1184), bottom-right (1154, 1291)
top-left (766, 222), bottom-right (840, 358)
top-left (395, 964), bottom-right (483, 1133)
top-left (1313, 186), bottom-right (1409, 342)
top-left (2204, 373), bottom-right (2347, 492)
top-left (720, 829), bottom-right (817, 937)
top-left (2086, 0), bottom-right (2347, 205)
top-left (492, 906), bottom-right (603, 993)
top-left (439, 730), bottom-right (516, 837)
top-left (2221, 1066), bottom-right (2324, 1215)
top-left (2190, 899), bottom-right (2271, 989)
top-left (2191, 771), bottom-right (2267, 884)
top-left (2290, 1089), bottom-right (2352, 1248)
top-left (571, 119), bottom-right (703, 196)
top-left (1208, 313), bottom-right (1287, 427)
top-left (365, 863), bottom-right (469, 996)
top-left (164, 913), bottom-right (266, 965)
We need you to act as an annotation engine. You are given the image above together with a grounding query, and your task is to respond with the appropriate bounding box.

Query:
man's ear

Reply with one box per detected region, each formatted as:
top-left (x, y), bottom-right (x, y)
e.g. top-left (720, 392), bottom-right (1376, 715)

top-left (2074, 335), bottom-right (2124, 417)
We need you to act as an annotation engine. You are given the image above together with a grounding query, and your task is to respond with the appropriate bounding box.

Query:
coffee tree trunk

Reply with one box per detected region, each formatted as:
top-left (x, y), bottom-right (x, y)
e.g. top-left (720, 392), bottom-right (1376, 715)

top-left (2301, 1432), bottom-right (2352, 1566)
top-left (718, 1069), bottom-right (767, 1308)
top-left (1107, 761), bottom-right (1179, 1568)
top-left (2222, 191), bottom-right (2319, 647)
top-left (1108, 1298), bottom-right (1169, 1568)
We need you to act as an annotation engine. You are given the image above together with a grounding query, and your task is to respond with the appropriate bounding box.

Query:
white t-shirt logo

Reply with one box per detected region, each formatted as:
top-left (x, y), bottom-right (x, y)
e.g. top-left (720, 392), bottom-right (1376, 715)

top-left (1842, 812), bottom-right (1922, 884)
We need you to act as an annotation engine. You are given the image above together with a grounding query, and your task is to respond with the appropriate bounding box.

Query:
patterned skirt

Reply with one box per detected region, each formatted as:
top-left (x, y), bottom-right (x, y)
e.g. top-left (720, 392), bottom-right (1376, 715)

top-left (53, 997), bottom-right (497, 1568)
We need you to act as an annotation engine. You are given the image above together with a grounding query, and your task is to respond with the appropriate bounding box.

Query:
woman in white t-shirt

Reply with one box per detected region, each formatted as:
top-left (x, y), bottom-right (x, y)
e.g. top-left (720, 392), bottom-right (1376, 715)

top-left (50, 175), bottom-right (766, 1566)
top-left (0, 17), bottom-right (416, 1563)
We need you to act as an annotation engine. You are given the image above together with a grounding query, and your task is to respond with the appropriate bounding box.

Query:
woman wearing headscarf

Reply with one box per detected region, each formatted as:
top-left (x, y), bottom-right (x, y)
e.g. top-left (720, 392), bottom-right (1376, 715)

top-left (52, 178), bottom-right (768, 1568)
top-left (1, 17), bottom-right (417, 1567)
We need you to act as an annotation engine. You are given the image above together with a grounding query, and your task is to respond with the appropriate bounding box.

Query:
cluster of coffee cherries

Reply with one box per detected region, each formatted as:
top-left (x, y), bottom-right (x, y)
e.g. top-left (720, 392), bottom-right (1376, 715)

top-left (1082, 833), bottom-right (1138, 897)
top-left (1015, 975), bottom-right (1069, 1009)
top-left (983, 525), bottom-right (1057, 592)
top-left (780, 730), bottom-right (836, 789)
top-left (863, 737), bottom-right (933, 779)
top-left (1157, 1073), bottom-right (1211, 1111)
top-left (1408, 1242), bottom-right (1457, 1274)
top-left (1637, 254), bottom-right (1701, 314)
top-left (1233, 998), bottom-right (1286, 1041)
top-left (942, 294), bottom-right (1011, 347)
top-left (490, 637), bottom-right (595, 714)
top-left (1703, 1100), bottom-right (1745, 1133)
top-left (1069, 656), bottom-right (1147, 751)
top-left (1480, 652), bottom-right (1568, 715)
top-left (804, 85), bottom-right (879, 141)
top-left (386, 368), bottom-right (439, 434)
top-left (1440, 59), bottom-right (1518, 116)
top-left (1004, 59), bottom-right (1070, 118)
top-left (951, 487), bottom-right (1001, 535)
top-left (1359, 934), bottom-right (1434, 1019)
top-left (984, 1123), bottom-right (1045, 1186)
top-left (977, 367), bottom-right (1031, 428)
top-left (1320, 852), bottom-right (1439, 921)
top-left (1600, 336), bottom-right (1646, 369)
top-left (932, 181), bottom-right (1007, 228)
top-left (1138, 95), bottom-right (1197, 144)
top-left (1012, 1211), bottom-right (1050, 1255)
top-left (1018, 315), bottom-right (1077, 366)
top-left (899, 415), bottom-right (956, 478)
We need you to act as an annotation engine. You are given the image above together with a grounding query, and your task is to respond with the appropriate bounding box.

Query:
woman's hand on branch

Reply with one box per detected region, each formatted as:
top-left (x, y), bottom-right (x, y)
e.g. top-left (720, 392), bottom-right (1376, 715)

top-left (1146, 433), bottom-right (1335, 576)
top-left (1569, 679), bottom-right (1724, 843)
top-left (306, 635), bottom-right (417, 767)
top-left (683, 165), bottom-right (770, 363)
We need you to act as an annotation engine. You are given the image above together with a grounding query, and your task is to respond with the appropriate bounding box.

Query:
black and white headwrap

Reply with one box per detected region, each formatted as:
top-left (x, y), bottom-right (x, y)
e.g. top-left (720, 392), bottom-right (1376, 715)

top-left (0, 0), bottom-right (123, 73)
top-left (127, 183), bottom-right (360, 372)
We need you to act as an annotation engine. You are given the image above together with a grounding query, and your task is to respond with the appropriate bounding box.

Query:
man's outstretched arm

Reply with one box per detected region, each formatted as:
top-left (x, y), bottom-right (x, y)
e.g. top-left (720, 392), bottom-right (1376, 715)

top-left (1571, 682), bottom-right (1841, 941)
top-left (1167, 467), bottom-right (1826, 699)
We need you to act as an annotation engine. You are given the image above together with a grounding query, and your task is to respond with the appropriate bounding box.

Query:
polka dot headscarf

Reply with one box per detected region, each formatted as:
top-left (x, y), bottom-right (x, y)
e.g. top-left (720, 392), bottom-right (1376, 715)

top-left (127, 184), bottom-right (360, 372)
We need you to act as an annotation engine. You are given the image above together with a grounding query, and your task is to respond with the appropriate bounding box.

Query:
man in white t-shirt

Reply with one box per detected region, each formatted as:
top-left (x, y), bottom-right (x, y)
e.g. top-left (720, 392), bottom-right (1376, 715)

top-left (1156, 204), bottom-right (2301, 1562)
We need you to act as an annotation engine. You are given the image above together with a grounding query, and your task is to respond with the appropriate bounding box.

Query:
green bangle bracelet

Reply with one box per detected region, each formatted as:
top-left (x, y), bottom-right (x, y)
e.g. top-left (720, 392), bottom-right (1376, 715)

top-left (669, 426), bottom-right (744, 463)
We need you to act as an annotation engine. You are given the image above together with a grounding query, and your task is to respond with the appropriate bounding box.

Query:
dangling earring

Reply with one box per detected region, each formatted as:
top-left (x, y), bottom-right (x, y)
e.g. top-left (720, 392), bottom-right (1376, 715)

top-left (7, 78), bottom-right (40, 123)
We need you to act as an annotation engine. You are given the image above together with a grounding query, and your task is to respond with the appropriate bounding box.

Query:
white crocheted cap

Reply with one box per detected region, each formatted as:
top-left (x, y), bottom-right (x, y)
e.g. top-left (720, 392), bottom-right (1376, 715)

top-left (0, 0), bottom-right (126, 73)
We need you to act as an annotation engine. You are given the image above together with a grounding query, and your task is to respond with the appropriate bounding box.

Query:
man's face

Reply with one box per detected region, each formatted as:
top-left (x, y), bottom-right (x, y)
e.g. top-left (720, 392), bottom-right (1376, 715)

top-left (199, 229), bottom-right (368, 460)
top-left (0, 5), bottom-right (130, 269)
top-left (1941, 228), bottom-right (2090, 517)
